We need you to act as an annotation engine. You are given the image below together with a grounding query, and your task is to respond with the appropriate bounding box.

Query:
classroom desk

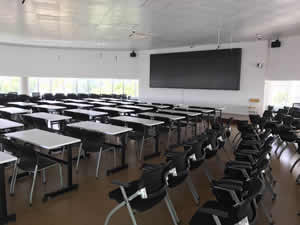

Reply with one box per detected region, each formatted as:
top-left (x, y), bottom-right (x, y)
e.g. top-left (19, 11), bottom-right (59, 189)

top-left (89, 102), bottom-right (117, 107)
top-left (23, 112), bottom-right (71, 128)
top-left (175, 106), bottom-right (215, 128)
top-left (100, 98), bottom-right (120, 101)
top-left (189, 105), bottom-right (225, 118)
top-left (64, 109), bottom-right (107, 120)
top-left (0, 119), bottom-right (23, 133)
top-left (0, 107), bottom-right (30, 115)
top-left (83, 98), bottom-right (105, 102)
top-left (138, 112), bottom-right (185, 145)
top-left (110, 116), bottom-right (164, 160)
top-left (38, 100), bottom-right (64, 105)
top-left (157, 109), bottom-right (201, 138)
top-left (108, 101), bottom-right (134, 105)
top-left (5, 129), bottom-right (81, 201)
top-left (33, 104), bottom-right (66, 113)
top-left (0, 106), bottom-right (4, 108)
top-left (7, 102), bottom-right (37, 109)
top-left (94, 107), bottom-right (134, 116)
top-left (63, 99), bottom-right (88, 103)
top-left (136, 103), bottom-right (171, 110)
top-left (67, 121), bottom-right (132, 175)
top-left (118, 105), bottom-right (154, 113)
top-left (63, 103), bottom-right (93, 109)
top-left (0, 152), bottom-right (17, 225)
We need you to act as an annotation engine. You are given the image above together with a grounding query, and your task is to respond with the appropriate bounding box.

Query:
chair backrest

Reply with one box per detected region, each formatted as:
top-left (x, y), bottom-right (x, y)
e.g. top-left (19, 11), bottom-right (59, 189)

top-left (267, 105), bottom-right (274, 111)
top-left (77, 93), bottom-right (88, 99)
top-left (32, 117), bottom-right (49, 130)
top-left (64, 111), bottom-right (90, 121)
top-left (21, 115), bottom-right (35, 129)
top-left (55, 93), bottom-right (65, 100)
top-left (67, 93), bottom-right (78, 99)
top-left (43, 93), bottom-right (54, 100)
top-left (138, 163), bottom-right (168, 200)
top-left (0, 136), bottom-right (22, 157)
top-left (165, 149), bottom-right (190, 177)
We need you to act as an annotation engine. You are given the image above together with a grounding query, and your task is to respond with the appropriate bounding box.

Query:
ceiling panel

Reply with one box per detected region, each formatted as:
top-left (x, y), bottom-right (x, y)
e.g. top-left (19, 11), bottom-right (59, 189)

top-left (0, 0), bottom-right (300, 49)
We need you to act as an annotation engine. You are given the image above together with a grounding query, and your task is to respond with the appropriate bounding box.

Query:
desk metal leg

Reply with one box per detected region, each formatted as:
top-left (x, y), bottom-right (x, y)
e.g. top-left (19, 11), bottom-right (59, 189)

top-left (107, 134), bottom-right (129, 176)
top-left (177, 122), bottom-right (181, 144)
top-left (43, 146), bottom-right (79, 201)
top-left (144, 126), bottom-right (161, 160)
top-left (0, 165), bottom-right (16, 225)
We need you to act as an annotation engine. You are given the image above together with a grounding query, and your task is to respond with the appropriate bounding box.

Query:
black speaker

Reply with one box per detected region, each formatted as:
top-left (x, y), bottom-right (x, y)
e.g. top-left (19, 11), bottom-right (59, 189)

top-left (130, 51), bottom-right (136, 57)
top-left (271, 40), bottom-right (281, 48)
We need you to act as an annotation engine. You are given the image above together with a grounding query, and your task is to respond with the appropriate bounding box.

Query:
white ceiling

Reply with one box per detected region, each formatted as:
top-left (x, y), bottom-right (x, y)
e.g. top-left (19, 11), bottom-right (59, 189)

top-left (1, 0), bottom-right (300, 50)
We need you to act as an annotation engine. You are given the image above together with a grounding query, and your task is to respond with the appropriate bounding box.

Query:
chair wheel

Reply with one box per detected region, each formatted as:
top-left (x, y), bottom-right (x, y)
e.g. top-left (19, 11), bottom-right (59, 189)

top-left (272, 194), bottom-right (277, 201)
top-left (10, 193), bottom-right (15, 197)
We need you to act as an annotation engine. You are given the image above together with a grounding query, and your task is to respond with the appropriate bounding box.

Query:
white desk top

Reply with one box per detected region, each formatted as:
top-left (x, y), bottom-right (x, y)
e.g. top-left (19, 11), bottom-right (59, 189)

top-left (101, 98), bottom-right (120, 101)
top-left (38, 100), bottom-right (64, 104)
top-left (24, 112), bottom-right (72, 122)
top-left (0, 152), bottom-right (17, 165)
top-left (7, 102), bottom-right (36, 107)
top-left (95, 107), bottom-right (134, 113)
top-left (158, 109), bottom-right (201, 117)
top-left (6, 129), bottom-right (81, 150)
top-left (111, 116), bottom-right (164, 127)
top-left (89, 102), bottom-right (117, 106)
top-left (109, 101), bottom-right (134, 105)
top-left (0, 107), bottom-right (30, 114)
top-left (0, 118), bottom-right (24, 130)
top-left (138, 112), bottom-right (185, 121)
top-left (63, 99), bottom-right (88, 103)
top-left (0, 105), bottom-right (5, 108)
top-left (64, 109), bottom-right (108, 117)
top-left (63, 103), bottom-right (93, 108)
top-left (189, 105), bottom-right (225, 111)
top-left (84, 98), bottom-right (105, 102)
top-left (137, 104), bottom-right (170, 109)
top-left (119, 105), bottom-right (153, 111)
top-left (34, 104), bottom-right (66, 110)
top-left (68, 121), bottom-right (132, 135)
top-left (183, 107), bottom-right (215, 113)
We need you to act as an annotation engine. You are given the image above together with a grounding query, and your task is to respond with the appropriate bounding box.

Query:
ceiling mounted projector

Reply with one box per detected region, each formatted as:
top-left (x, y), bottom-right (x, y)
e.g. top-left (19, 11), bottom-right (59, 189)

top-left (130, 51), bottom-right (137, 57)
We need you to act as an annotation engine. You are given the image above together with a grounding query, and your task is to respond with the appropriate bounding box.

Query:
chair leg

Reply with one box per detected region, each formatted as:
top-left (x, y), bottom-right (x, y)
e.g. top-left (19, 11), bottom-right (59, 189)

top-left (259, 201), bottom-right (274, 225)
top-left (167, 128), bottom-right (171, 149)
top-left (104, 201), bottom-right (127, 225)
top-left (139, 136), bottom-right (145, 161)
top-left (186, 175), bottom-right (200, 205)
top-left (42, 169), bottom-right (47, 184)
top-left (75, 144), bottom-right (83, 172)
top-left (10, 162), bottom-right (18, 195)
top-left (202, 162), bottom-right (213, 184)
top-left (290, 157), bottom-right (300, 173)
top-left (277, 142), bottom-right (289, 159)
top-left (263, 174), bottom-right (277, 201)
top-left (96, 147), bottom-right (103, 179)
top-left (113, 148), bottom-right (117, 168)
top-left (58, 164), bottom-right (64, 188)
top-left (29, 165), bottom-right (38, 206)
top-left (120, 187), bottom-right (138, 225)
top-left (166, 192), bottom-right (180, 223)
top-left (164, 197), bottom-right (179, 225)
top-left (274, 141), bottom-right (284, 155)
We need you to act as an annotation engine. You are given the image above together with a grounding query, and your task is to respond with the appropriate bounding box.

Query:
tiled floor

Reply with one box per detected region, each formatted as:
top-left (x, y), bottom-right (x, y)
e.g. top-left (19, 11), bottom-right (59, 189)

top-left (4, 125), bottom-right (300, 225)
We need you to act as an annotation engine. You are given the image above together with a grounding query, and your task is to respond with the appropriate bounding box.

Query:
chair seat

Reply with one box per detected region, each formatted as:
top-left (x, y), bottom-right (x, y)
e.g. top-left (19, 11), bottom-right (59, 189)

top-left (190, 200), bottom-right (255, 225)
top-left (18, 156), bottom-right (57, 172)
top-left (109, 180), bottom-right (166, 212)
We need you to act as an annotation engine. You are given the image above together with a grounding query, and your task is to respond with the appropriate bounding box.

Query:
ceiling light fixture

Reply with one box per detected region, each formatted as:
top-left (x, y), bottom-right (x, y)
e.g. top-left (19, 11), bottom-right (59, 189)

top-left (129, 31), bottom-right (151, 40)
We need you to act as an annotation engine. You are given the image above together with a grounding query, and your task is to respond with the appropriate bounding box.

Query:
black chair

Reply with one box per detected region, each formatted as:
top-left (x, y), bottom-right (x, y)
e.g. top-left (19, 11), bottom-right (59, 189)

top-left (77, 93), bottom-right (88, 99)
top-left (105, 163), bottom-right (179, 225)
top-left (65, 128), bottom-right (117, 178)
top-left (54, 93), bottom-right (65, 100)
top-left (1, 137), bottom-right (63, 206)
top-left (43, 93), bottom-right (54, 100)
top-left (64, 111), bottom-right (90, 122)
top-left (165, 145), bottom-right (200, 205)
top-left (67, 93), bottom-right (78, 99)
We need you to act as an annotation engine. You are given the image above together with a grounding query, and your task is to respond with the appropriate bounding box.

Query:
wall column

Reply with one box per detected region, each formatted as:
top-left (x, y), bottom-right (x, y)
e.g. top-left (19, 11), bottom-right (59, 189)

top-left (20, 76), bottom-right (29, 95)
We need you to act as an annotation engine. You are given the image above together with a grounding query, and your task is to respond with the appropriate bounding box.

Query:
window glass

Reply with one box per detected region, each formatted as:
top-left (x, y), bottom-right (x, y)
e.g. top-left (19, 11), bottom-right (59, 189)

top-left (38, 78), bottom-right (52, 94)
top-left (0, 76), bottom-right (20, 93)
top-left (29, 78), bottom-right (39, 93)
top-left (52, 78), bottom-right (65, 94)
top-left (77, 79), bottom-right (89, 93)
top-left (88, 79), bottom-right (101, 94)
top-left (113, 79), bottom-right (123, 95)
top-left (64, 78), bottom-right (77, 94)
top-left (124, 80), bottom-right (138, 97)
top-left (101, 79), bottom-right (113, 94)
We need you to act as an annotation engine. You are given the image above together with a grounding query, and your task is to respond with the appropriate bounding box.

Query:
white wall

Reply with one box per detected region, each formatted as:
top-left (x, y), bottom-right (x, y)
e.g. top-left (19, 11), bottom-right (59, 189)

top-left (0, 44), bottom-right (139, 79)
top-left (266, 35), bottom-right (300, 80)
top-left (138, 41), bottom-right (268, 114)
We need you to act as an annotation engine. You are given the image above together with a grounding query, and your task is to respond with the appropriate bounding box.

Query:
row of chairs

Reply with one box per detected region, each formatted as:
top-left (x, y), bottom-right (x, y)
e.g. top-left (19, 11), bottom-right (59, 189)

top-left (41, 93), bottom-right (128, 100)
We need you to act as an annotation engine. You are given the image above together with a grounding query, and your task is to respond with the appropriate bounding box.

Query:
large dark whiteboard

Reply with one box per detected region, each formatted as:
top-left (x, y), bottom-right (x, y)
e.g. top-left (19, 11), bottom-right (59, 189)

top-left (150, 48), bottom-right (242, 90)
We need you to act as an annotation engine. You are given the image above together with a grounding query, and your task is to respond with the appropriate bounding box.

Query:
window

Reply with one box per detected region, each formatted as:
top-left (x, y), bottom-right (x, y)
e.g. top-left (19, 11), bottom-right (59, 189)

top-left (124, 80), bottom-right (139, 97)
top-left (0, 76), bottom-right (20, 93)
top-left (265, 81), bottom-right (300, 108)
top-left (113, 79), bottom-right (123, 95)
top-left (101, 79), bottom-right (113, 94)
top-left (28, 77), bottom-right (139, 97)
